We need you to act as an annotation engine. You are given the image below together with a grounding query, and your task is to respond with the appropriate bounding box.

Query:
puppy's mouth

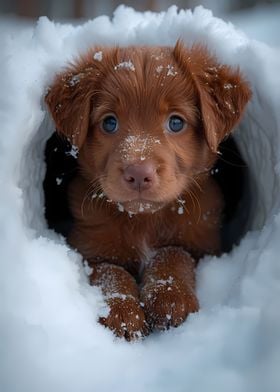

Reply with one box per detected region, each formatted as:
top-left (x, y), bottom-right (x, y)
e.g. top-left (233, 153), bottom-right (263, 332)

top-left (118, 199), bottom-right (164, 215)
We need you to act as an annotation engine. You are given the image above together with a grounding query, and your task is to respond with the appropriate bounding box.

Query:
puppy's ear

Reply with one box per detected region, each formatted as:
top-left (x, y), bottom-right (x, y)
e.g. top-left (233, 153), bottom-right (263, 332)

top-left (174, 41), bottom-right (251, 152)
top-left (45, 59), bottom-right (100, 149)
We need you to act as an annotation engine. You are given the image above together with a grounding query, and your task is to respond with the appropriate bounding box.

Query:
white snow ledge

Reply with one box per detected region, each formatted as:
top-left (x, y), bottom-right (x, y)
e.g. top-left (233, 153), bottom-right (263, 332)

top-left (0, 6), bottom-right (280, 392)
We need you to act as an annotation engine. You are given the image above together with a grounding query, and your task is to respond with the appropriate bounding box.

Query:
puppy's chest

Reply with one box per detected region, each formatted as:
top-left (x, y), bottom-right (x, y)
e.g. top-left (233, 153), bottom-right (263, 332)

top-left (108, 213), bottom-right (187, 261)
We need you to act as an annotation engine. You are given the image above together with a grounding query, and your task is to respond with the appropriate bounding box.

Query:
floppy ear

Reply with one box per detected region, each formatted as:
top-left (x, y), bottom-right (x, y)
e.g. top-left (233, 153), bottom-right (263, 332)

top-left (45, 56), bottom-right (101, 149)
top-left (173, 42), bottom-right (252, 152)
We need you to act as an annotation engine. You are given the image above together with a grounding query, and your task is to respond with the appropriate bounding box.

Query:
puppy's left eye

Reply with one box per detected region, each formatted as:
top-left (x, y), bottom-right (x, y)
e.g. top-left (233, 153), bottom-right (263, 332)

top-left (167, 115), bottom-right (186, 133)
top-left (102, 115), bottom-right (118, 134)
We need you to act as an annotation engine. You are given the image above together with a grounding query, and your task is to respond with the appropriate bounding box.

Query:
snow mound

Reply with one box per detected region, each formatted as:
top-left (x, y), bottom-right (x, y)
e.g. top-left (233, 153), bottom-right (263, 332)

top-left (1, 6), bottom-right (280, 392)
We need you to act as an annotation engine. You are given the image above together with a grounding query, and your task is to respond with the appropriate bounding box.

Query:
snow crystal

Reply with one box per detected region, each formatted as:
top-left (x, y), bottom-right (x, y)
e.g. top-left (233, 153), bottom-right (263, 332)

top-left (157, 276), bottom-right (174, 285)
top-left (211, 168), bottom-right (219, 175)
top-left (155, 65), bottom-right (164, 74)
top-left (151, 52), bottom-right (165, 61)
top-left (93, 50), bottom-right (103, 61)
top-left (55, 177), bottom-right (62, 185)
top-left (166, 64), bottom-right (178, 76)
top-left (119, 135), bottom-right (161, 162)
top-left (117, 202), bottom-right (124, 212)
top-left (224, 83), bottom-right (234, 89)
top-left (107, 293), bottom-right (134, 301)
top-left (224, 100), bottom-right (235, 113)
top-left (128, 211), bottom-right (136, 218)
top-left (177, 206), bottom-right (184, 215)
top-left (176, 199), bottom-right (186, 215)
top-left (66, 144), bottom-right (79, 159)
top-left (68, 74), bottom-right (80, 86)
top-left (55, 103), bottom-right (62, 113)
top-left (114, 60), bottom-right (135, 72)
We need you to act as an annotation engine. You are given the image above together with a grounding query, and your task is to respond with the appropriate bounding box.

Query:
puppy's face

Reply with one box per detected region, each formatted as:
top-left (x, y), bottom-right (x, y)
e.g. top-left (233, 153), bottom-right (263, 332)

top-left (46, 43), bottom-right (251, 215)
top-left (81, 48), bottom-right (206, 214)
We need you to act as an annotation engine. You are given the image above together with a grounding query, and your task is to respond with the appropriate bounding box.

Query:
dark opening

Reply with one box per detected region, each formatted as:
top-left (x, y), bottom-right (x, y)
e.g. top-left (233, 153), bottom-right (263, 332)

top-left (43, 133), bottom-right (78, 238)
top-left (43, 133), bottom-right (248, 252)
top-left (212, 137), bottom-right (249, 252)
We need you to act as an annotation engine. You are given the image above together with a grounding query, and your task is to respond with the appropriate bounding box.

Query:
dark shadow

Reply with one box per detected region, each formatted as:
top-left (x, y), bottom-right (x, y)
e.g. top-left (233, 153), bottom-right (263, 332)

top-left (43, 133), bottom-right (78, 237)
top-left (212, 136), bottom-right (250, 252)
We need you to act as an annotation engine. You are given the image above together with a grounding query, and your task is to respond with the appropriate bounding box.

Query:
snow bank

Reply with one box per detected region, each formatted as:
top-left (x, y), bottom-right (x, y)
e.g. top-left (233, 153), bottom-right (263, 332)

top-left (1, 6), bottom-right (280, 392)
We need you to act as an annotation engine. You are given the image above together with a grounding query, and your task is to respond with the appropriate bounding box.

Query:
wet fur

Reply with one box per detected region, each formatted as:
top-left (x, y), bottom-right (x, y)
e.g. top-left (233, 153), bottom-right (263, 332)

top-left (46, 42), bottom-right (251, 340)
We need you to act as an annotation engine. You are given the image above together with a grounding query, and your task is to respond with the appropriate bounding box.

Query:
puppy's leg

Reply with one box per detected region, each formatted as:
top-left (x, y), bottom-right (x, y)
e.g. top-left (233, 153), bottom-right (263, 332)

top-left (89, 263), bottom-right (149, 340)
top-left (140, 247), bottom-right (199, 330)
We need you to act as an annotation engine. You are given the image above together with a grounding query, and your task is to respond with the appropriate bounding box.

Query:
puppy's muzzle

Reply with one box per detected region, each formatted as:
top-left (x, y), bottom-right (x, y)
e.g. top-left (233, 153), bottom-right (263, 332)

top-left (123, 162), bottom-right (156, 192)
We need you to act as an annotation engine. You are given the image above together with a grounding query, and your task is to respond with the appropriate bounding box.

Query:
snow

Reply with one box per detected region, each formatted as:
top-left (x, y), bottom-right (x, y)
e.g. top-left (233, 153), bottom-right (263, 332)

top-left (117, 202), bottom-right (125, 212)
top-left (55, 177), bottom-right (63, 185)
top-left (0, 4), bottom-right (280, 392)
top-left (66, 144), bottom-right (79, 158)
top-left (177, 206), bottom-right (184, 215)
top-left (166, 64), bottom-right (178, 76)
top-left (93, 50), bottom-right (103, 61)
top-left (114, 60), bottom-right (135, 71)
top-left (119, 135), bottom-right (161, 162)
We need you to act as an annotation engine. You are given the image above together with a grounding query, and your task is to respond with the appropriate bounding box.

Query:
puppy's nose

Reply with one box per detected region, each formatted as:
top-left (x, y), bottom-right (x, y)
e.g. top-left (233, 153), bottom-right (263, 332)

top-left (123, 163), bottom-right (156, 191)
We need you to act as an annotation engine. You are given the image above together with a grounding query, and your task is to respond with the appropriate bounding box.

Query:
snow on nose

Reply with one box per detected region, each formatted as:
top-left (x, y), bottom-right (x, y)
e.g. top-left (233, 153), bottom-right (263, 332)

top-left (119, 135), bottom-right (161, 162)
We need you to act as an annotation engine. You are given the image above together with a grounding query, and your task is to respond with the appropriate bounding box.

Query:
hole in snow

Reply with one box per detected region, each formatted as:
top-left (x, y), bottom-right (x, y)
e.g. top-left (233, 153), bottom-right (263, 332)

top-left (212, 136), bottom-right (250, 252)
top-left (43, 133), bottom-right (78, 237)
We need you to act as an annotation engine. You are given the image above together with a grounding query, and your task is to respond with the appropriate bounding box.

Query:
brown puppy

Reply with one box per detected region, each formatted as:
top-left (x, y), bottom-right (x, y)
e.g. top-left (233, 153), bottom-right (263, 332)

top-left (46, 41), bottom-right (251, 340)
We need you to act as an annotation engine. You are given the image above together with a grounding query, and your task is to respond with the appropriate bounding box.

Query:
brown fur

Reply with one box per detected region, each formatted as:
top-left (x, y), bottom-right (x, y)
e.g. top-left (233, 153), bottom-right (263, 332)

top-left (46, 41), bottom-right (251, 340)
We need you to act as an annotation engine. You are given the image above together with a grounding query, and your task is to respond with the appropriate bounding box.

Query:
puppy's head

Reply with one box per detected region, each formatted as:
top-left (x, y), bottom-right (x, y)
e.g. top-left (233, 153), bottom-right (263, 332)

top-left (46, 42), bottom-right (251, 215)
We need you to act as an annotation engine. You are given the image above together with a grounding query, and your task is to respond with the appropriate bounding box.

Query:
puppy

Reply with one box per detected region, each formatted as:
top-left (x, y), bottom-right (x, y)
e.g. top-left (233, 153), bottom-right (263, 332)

top-left (46, 41), bottom-right (251, 340)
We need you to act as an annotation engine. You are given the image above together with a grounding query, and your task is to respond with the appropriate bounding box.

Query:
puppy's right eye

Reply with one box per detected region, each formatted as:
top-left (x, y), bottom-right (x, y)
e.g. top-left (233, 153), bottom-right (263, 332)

top-left (167, 115), bottom-right (186, 133)
top-left (102, 115), bottom-right (118, 134)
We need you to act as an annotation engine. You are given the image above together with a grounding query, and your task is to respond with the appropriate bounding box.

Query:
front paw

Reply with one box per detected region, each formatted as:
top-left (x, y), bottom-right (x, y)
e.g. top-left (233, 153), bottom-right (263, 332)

top-left (99, 295), bottom-right (149, 341)
top-left (141, 279), bottom-right (199, 330)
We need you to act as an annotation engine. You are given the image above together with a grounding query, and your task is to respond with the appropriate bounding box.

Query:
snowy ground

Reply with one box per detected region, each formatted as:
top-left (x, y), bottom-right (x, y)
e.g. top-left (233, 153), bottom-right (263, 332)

top-left (1, 5), bottom-right (280, 392)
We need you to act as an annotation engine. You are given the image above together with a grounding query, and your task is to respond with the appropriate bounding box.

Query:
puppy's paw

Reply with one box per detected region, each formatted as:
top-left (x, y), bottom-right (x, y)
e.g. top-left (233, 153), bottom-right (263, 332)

top-left (141, 279), bottom-right (199, 330)
top-left (99, 295), bottom-right (149, 341)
